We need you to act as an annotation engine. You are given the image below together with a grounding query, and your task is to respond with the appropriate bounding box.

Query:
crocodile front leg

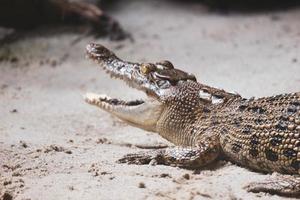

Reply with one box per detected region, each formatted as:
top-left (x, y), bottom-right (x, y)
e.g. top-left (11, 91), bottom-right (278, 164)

top-left (245, 173), bottom-right (300, 197)
top-left (118, 139), bottom-right (220, 169)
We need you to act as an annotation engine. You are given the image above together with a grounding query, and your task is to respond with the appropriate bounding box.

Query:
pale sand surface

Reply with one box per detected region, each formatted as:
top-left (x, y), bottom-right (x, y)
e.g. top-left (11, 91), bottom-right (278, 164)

top-left (1, 1), bottom-right (300, 199)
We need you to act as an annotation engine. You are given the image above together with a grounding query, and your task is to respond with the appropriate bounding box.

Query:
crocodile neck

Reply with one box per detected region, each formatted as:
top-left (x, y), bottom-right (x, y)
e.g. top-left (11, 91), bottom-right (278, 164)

top-left (155, 81), bottom-right (243, 146)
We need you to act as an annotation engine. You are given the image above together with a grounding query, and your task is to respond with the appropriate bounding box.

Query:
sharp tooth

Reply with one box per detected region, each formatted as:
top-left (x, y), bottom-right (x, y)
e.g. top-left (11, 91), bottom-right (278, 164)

top-left (99, 94), bottom-right (110, 100)
top-left (84, 93), bottom-right (111, 102)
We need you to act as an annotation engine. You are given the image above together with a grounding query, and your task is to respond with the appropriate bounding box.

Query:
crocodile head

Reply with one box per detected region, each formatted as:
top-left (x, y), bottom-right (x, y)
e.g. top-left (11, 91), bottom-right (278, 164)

top-left (84, 43), bottom-right (197, 132)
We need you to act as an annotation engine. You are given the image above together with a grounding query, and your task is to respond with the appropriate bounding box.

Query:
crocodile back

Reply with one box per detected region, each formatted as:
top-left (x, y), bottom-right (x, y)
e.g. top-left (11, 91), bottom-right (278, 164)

top-left (219, 92), bottom-right (300, 174)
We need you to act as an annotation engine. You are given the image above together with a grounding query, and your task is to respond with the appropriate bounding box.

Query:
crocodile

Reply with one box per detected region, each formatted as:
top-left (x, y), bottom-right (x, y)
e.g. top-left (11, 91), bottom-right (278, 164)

top-left (84, 43), bottom-right (300, 197)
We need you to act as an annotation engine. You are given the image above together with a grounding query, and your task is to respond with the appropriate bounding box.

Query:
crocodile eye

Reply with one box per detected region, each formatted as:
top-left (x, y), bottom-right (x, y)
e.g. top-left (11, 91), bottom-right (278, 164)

top-left (156, 60), bottom-right (174, 69)
top-left (140, 63), bottom-right (156, 75)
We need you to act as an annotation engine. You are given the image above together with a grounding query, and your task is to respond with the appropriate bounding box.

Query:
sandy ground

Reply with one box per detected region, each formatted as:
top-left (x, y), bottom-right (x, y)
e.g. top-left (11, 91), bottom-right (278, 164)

top-left (1, 1), bottom-right (300, 199)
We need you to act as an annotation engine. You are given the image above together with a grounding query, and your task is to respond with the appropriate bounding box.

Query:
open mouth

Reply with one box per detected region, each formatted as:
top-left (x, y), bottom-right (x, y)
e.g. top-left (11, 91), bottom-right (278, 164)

top-left (84, 43), bottom-right (157, 110)
top-left (101, 97), bottom-right (144, 106)
top-left (84, 93), bottom-right (145, 108)
top-left (83, 44), bottom-right (154, 108)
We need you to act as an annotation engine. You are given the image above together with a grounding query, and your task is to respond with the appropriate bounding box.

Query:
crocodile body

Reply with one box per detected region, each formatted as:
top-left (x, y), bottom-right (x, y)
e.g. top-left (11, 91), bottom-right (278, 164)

top-left (84, 43), bottom-right (300, 196)
top-left (154, 80), bottom-right (300, 174)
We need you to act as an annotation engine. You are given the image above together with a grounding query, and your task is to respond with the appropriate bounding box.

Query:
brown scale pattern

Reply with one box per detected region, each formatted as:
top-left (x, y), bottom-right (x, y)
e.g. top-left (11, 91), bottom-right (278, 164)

top-left (217, 92), bottom-right (300, 174)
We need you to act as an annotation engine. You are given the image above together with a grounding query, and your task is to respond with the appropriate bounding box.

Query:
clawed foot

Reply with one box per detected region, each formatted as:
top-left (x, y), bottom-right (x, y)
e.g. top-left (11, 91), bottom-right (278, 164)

top-left (245, 173), bottom-right (300, 197)
top-left (118, 151), bottom-right (164, 165)
top-left (117, 145), bottom-right (219, 169)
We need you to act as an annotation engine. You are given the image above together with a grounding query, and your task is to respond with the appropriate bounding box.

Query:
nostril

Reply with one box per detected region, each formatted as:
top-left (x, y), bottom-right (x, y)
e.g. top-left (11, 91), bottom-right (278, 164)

top-left (86, 43), bottom-right (100, 52)
top-left (86, 43), bottom-right (94, 52)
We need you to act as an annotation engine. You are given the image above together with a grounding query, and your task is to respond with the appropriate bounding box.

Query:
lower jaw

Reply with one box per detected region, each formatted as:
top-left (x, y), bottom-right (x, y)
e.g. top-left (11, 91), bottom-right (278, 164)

top-left (84, 92), bottom-right (163, 132)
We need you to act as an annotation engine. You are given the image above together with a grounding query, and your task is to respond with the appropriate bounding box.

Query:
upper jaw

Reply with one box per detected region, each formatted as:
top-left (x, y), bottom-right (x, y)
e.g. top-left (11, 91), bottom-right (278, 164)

top-left (86, 43), bottom-right (157, 96)
top-left (85, 43), bottom-right (197, 98)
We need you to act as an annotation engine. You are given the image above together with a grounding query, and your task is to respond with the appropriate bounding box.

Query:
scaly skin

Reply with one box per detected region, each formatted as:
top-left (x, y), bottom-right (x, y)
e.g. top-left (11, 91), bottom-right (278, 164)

top-left (84, 43), bottom-right (300, 197)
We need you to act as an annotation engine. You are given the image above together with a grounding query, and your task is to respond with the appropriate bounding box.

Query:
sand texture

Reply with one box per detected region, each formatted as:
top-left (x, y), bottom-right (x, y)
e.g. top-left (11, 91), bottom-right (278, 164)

top-left (1, 1), bottom-right (300, 199)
